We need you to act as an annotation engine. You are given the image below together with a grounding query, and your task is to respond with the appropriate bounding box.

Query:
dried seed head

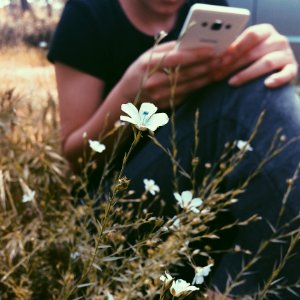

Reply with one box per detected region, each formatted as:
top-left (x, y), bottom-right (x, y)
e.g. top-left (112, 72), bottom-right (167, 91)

top-left (191, 157), bottom-right (200, 166)
top-left (115, 176), bottom-right (130, 192)
top-left (205, 162), bottom-right (212, 169)
top-left (280, 135), bottom-right (286, 142)
top-left (219, 163), bottom-right (226, 170)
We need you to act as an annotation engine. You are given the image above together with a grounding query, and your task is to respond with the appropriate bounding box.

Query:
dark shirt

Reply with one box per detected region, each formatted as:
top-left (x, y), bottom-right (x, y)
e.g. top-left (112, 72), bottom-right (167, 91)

top-left (48, 0), bottom-right (227, 97)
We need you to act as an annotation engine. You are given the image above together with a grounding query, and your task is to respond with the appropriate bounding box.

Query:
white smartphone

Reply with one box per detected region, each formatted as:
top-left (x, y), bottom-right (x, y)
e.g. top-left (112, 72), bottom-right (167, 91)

top-left (177, 4), bottom-right (250, 54)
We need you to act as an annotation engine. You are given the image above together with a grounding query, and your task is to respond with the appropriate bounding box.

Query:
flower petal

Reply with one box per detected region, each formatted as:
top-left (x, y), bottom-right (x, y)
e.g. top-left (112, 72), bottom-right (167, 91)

top-left (192, 275), bottom-right (204, 285)
top-left (191, 207), bottom-right (200, 213)
top-left (192, 264), bottom-right (213, 285)
top-left (165, 272), bottom-right (173, 281)
top-left (190, 197), bottom-right (203, 208)
top-left (120, 115), bottom-right (138, 126)
top-left (121, 103), bottom-right (140, 122)
top-left (170, 279), bottom-right (199, 297)
top-left (186, 286), bottom-right (199, 292)
top-left (150, 186), bottom-right (160, 195)
top-left (89, 140), bottom-right (106, 153)
top-left (174, 192), bottom-right (182, 203)
top-left (160, 271), bottom-right (173, 283)
top-left (22, 190), bottom-right (35, 203)
top-left (144, 178), bottom-right (160, 195)
top-left (200, 264), bottom-right (213, 276)
top-left (236, 140), bottom-right (253, 152)
top-left (139, 102), bottom-right (158, 120)
top-left (170, 217), bottom-right (181, 230)
top-left (144, 178), bottom-right (153, 186)
top-left (181, 190), bottom-right (193, 204)
top-left (145, 112), bottom-right (169, 131)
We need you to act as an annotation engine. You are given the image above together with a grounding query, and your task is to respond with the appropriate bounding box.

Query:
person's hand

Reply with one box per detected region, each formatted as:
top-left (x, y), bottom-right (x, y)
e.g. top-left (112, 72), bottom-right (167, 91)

top-left (212, 24), bottom-right (298, 88)
top-left (116, 41), bottom-right (215, 109)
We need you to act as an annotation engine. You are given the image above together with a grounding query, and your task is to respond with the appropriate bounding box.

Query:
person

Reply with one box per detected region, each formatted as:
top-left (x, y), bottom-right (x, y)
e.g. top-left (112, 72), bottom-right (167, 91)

top-left (48, 0), bottom-right (300, 298)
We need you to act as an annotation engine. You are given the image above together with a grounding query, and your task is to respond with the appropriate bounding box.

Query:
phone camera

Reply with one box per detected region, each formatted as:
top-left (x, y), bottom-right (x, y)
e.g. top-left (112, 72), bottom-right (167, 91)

top-left (211, 20), bottom-right (222, 31)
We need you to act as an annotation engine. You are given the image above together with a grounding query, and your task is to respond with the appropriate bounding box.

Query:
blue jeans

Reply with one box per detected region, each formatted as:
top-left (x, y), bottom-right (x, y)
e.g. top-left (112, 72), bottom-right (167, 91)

top-left (123, 76), bottom-right (300, 298)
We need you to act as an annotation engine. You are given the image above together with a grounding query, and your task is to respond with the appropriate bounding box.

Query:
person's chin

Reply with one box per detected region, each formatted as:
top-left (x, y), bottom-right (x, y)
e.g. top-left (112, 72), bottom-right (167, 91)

top-left (156, 0), bottom-right (185, 10)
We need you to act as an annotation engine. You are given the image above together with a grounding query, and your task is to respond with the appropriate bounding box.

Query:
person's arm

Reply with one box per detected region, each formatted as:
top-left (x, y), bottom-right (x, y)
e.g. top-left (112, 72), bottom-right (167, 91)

top-left (55, 63), bottom-right (127, 172)
top-left (212, 24), bottom-right (298, 87)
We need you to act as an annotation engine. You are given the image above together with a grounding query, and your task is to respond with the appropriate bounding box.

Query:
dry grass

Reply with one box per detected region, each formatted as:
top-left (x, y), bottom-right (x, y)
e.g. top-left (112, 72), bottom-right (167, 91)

top-left (0, 46), bottom-right (56, 103)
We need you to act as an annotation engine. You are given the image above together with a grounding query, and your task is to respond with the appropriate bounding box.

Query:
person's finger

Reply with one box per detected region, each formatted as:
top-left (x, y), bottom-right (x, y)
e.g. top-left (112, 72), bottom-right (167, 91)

top-left (151, 41), bottom-right (177, 52)
top-left (175, 62), bottom-right (212, 83)
top-left (214, 34), bottom-right (295, 82)
top-left (220, 23), bottom-right (274, 66)
top-left (228, 51), bottom-right (293, 86)
top-left (229, 24), bottom-right (274, 55)
top-left (144, 71), bottom-right (214, 108)
top-left (175, 73), bottom-right (213, 95)
top-left (264, 63), bottom-right (299, 88)
top-left (226, 36), bottom-right (287, 69)
top-left (146, 47), bottom-right (215, 69)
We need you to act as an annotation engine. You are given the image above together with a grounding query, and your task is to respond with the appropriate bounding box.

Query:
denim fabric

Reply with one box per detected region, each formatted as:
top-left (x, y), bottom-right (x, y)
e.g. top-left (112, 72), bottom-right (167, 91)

top-left (123, 76), bottom-right (300, 298)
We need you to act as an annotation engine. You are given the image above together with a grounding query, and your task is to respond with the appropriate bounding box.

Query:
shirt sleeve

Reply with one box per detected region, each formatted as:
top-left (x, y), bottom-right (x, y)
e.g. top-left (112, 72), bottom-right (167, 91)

top-left (47, 0), bottom-right (109, 80)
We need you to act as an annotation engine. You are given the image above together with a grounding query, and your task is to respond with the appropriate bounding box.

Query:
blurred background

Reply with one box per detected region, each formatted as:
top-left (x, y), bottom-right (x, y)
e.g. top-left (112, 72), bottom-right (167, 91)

top-left (1, 0), bottom-right (299, 61)
top-left (0, 0), bottom-right (63, 49)
top-left (229, 0), bottom-right (300, 80)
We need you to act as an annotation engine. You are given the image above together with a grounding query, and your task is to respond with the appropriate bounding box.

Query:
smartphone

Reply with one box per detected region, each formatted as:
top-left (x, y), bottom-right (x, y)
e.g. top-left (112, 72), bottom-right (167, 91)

top-left (177, 4), bottom-right (250, 54)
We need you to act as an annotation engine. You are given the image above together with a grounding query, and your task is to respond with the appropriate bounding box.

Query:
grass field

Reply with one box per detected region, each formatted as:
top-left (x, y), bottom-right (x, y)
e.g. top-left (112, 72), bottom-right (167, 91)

top-left (1, 10), bottom-right (300, 300)
top-left (0, 46), bottom-right (56, 102)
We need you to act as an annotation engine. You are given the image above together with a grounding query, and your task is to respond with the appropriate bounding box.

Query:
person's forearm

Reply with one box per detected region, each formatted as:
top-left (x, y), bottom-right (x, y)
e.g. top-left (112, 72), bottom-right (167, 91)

top-left (62, 83), bottom-right (133, 172)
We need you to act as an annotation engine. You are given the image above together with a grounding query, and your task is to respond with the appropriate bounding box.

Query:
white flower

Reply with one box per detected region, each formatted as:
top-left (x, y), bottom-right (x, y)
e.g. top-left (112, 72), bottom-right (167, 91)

top-left (169, 216), bottom-right (181, 230)
top-left (143, 178), bottom-right (160, 195)
top-left (192, 263), bottom-right (213, 285)
top-left (174, 191), bottom-right (203, 213)
top-left (236, 140), bottom-right (253, 152)
top-left (120, 102), bottom-right (169, 132)
top-left (88, 140), bottom-right (106, 153)
top-left (170, 279), bottom-right (199, 297)
top-left (106, 292), bottom-right (114, 300)
top-left (22, 190), bottom-right (35, 203)
top-left (70, 251), bottom-right (80, 260)
top-left (160, 271), bottom-right (174, 285)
